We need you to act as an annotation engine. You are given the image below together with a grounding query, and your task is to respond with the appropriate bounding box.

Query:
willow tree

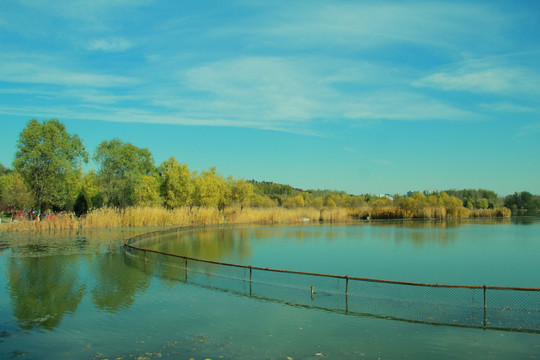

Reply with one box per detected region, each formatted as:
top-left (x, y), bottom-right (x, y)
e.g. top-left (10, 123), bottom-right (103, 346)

top-left (14, 119), bottom-right (88, 216)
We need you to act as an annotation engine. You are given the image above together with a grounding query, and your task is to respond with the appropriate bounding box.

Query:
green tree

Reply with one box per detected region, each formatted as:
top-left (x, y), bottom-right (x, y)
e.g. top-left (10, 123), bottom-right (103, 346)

top-left (14, 119), bottom-right (88, 216)
top-left (134, 175), bottom-right (161, 207)
top-left (463, 197), bottom-right (474, 210)
top-left (79, 170), bottom-right (103, 210)
top-left (192, 167), bottom-right (227, 209)
top-left (228, 177), bottom-right (254, 210)
top-left (0, 163), bottom-right (11, 176)
top-left (475, 198), bottom-right (489, 209)
top-left (158, 157), bottom-right (193, 209)
top-left (283, 194), bottom-right (305, 208)
top-left (94, 139), bottom-right (155, 208)
top-left (1, 172), bottom-right (34, 210)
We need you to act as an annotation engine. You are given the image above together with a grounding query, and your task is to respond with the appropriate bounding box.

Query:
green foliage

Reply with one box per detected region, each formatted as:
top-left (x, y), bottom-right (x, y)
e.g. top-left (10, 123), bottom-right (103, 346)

top-left (250, 180), bottom-right (296, 196)
top-left (94, 138), bottom-right (155, 208)
top-left (13, 119), bottom-right (88, 213)
top-left (283, 194), bottom-right (305, 208)
top-left (134, 175), bottom-right (162, 207)
top-left (193, 167), bottom-right (227, 208)
top-left (0, 163), bottom-right (11, 176)
top-left (228, 177), bottom-right (254, 210)
top-left (158, 157), bottom-right (193, 209)
top-left (504, 191), bottom-right (540, 213)
top-left (444, 188), bottom-right (500, 208)
top-left (0, 172), bottom-right (34, 210)
top-left (73, 193), bottom-right (89, 217)
top-left (80, 170), bottom-right (103, 210)
top-left (475, 198), bottom-right (489, 209)
top-left (250, 194), bottom-right (277, 207)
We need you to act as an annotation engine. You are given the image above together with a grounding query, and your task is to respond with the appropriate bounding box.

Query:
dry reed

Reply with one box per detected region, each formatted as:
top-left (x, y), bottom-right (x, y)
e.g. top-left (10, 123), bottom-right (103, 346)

top-left (0, 205), bottom-right (512, 231)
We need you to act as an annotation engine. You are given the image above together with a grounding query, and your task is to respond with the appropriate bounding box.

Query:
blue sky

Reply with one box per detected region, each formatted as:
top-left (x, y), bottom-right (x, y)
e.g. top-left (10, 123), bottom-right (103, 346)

top-left (1, 0), bottom-right (539, 196)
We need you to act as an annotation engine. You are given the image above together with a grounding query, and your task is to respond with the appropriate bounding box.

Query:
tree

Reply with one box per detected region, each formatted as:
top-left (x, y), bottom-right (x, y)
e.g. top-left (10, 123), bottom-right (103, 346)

top-left (2, 172), bottom-right (34, 210)
top-left (14, 119), bottom-right (88, 216)
top-left (158, 157), bottom-right (193, 209)
top-left (283, 194), bottom-right (305, 208)
top-left (228, 177), bottom-right (254, 210)
top-left (79, 170), bottom-right (103, 210)
top-left (0, 163), bottom-right (11, 176)
top-left (94, 139), bottom-right (155, 208)
top-left (192, 167), bottom-right (227, 209)
top-left (475, 198), bottom-right (489, 210)
top-left (504, 191), bottom-right (540, 211)
top-left (134, 175), bottom-right (161, 207)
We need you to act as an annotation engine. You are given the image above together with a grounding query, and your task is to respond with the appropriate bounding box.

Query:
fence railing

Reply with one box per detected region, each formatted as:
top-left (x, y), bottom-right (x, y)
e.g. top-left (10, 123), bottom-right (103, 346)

top-left (123, 228), bottom-right (540, 333)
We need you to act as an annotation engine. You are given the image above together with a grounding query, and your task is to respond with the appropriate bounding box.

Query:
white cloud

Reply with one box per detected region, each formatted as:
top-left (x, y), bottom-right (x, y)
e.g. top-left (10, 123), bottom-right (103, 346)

top-left (0, 59), bottom-right (138, 88)
top-left (87, 38), bottom-right (134, 52)
top-left (343, 92), bottom-right (479, 122)
top-left (480, 102), bottom-right (538, 114)
top-left (182, 57), bottom-right (334, 123)
top-left (260, 2), bottom-right (506, 52)
top-left (414, 63), bottom-right (540, 96)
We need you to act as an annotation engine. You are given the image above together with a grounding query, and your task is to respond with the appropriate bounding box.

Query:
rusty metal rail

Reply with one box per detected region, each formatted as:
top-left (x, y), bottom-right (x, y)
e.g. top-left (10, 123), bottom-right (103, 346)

top-left (123, 227), bottom-right (540, 333)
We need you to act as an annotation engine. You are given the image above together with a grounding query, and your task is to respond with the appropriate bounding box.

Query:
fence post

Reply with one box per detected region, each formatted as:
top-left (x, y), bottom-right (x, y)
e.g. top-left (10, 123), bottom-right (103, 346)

top-left (345, 276), bottom-right (349, 314)
top-left (249, 266), bottom-right (253, 296)
top-left (483, 285), bottom-right (487, 327)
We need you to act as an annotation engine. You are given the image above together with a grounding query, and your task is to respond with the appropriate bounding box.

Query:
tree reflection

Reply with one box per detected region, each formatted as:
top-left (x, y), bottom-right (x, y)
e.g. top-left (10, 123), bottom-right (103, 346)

top-left (91, 253), bottom-right (150, 312)
top-left (7, 255), bottom-right (85, 330)
top-left (149, 227), bottom-right (253, 261)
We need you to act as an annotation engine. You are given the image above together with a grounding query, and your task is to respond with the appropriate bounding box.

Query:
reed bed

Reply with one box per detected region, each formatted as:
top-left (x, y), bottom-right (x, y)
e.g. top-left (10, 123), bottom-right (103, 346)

top-left (469, 208), bottom-right (511, 218)
top-left (0, 205), bottom-right (511, 231)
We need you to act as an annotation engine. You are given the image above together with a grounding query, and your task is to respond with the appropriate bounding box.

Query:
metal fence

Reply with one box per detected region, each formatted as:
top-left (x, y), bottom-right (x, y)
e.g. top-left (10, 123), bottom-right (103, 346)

top-left (123, 228), bottom-right (540, 333)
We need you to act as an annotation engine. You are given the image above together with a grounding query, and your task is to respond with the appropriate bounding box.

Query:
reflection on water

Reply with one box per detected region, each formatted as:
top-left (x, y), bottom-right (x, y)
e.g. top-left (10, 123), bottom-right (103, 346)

top-left (91, 253), bottom-right (150, 312)
top-left (0, 227), bottom-right (158, 331)
top-left (0, 221), bottom-right (538, 360)
top-left (137, 219), bottom-right (539, 287)
top-left (7, 255), bottom-right (84, 330)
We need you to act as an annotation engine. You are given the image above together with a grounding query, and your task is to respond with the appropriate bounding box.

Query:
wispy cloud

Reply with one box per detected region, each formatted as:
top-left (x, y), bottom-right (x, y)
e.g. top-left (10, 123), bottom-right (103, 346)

top-left (343, 92), bottom-right (480, 122)
top-left (181, 57), bottom-right (335, 123)
top-left (87, 38), bottom-right (134, 52)
top-left (259, 2), bottom-right (506, 52)
top-left (515, 122), bottom-right (540, 137)
top-left (480, 102), bottom-right (538, 114)
top-left (414, 63), bottom-right (540, 96)
top-left (0, 57), bottom-right (138, 88)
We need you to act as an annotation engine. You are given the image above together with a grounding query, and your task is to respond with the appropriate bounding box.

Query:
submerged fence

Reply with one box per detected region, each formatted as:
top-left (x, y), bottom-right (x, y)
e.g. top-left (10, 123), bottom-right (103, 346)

top-left (123, 228), bottom-right (540, 333)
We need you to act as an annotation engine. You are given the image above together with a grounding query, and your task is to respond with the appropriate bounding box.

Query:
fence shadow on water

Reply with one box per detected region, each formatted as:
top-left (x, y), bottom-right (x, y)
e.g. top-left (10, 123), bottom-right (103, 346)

top-left (123, 228), bottom-right (540, 334)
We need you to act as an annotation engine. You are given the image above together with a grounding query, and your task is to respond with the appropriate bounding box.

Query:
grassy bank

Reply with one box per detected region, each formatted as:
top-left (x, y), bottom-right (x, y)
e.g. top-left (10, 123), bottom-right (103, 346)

top-left (0, 205), bottom-right (511, 231)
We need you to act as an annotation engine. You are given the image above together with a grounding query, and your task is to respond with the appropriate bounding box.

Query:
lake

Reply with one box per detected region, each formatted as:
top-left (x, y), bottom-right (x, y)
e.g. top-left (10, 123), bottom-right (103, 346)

top-left (0, 219), bottom-right (539, 359)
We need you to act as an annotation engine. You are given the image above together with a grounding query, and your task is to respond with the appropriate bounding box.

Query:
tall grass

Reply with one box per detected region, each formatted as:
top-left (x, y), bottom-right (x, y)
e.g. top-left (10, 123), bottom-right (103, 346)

top-left (0, 204), bottom-right (511, 231)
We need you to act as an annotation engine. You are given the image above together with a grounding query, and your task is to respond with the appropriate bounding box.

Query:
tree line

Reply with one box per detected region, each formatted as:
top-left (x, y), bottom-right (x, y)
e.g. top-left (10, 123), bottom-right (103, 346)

top-left (0, 119), bottom-right (537, 219)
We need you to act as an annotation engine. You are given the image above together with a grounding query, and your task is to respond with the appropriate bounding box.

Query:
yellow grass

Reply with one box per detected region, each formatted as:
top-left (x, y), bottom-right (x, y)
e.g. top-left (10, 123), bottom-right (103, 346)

top-left (0, 204), bottom-right (511, 231)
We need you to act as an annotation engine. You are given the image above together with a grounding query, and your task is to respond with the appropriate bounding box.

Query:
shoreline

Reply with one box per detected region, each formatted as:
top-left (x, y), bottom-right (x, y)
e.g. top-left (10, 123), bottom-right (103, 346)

top-left (0, 205), bottom-right (511, 232)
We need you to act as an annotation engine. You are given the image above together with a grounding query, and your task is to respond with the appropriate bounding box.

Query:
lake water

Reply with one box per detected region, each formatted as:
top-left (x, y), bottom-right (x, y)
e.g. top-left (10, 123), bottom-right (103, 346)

top-left (0, 219), bottom-right (539, 359)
